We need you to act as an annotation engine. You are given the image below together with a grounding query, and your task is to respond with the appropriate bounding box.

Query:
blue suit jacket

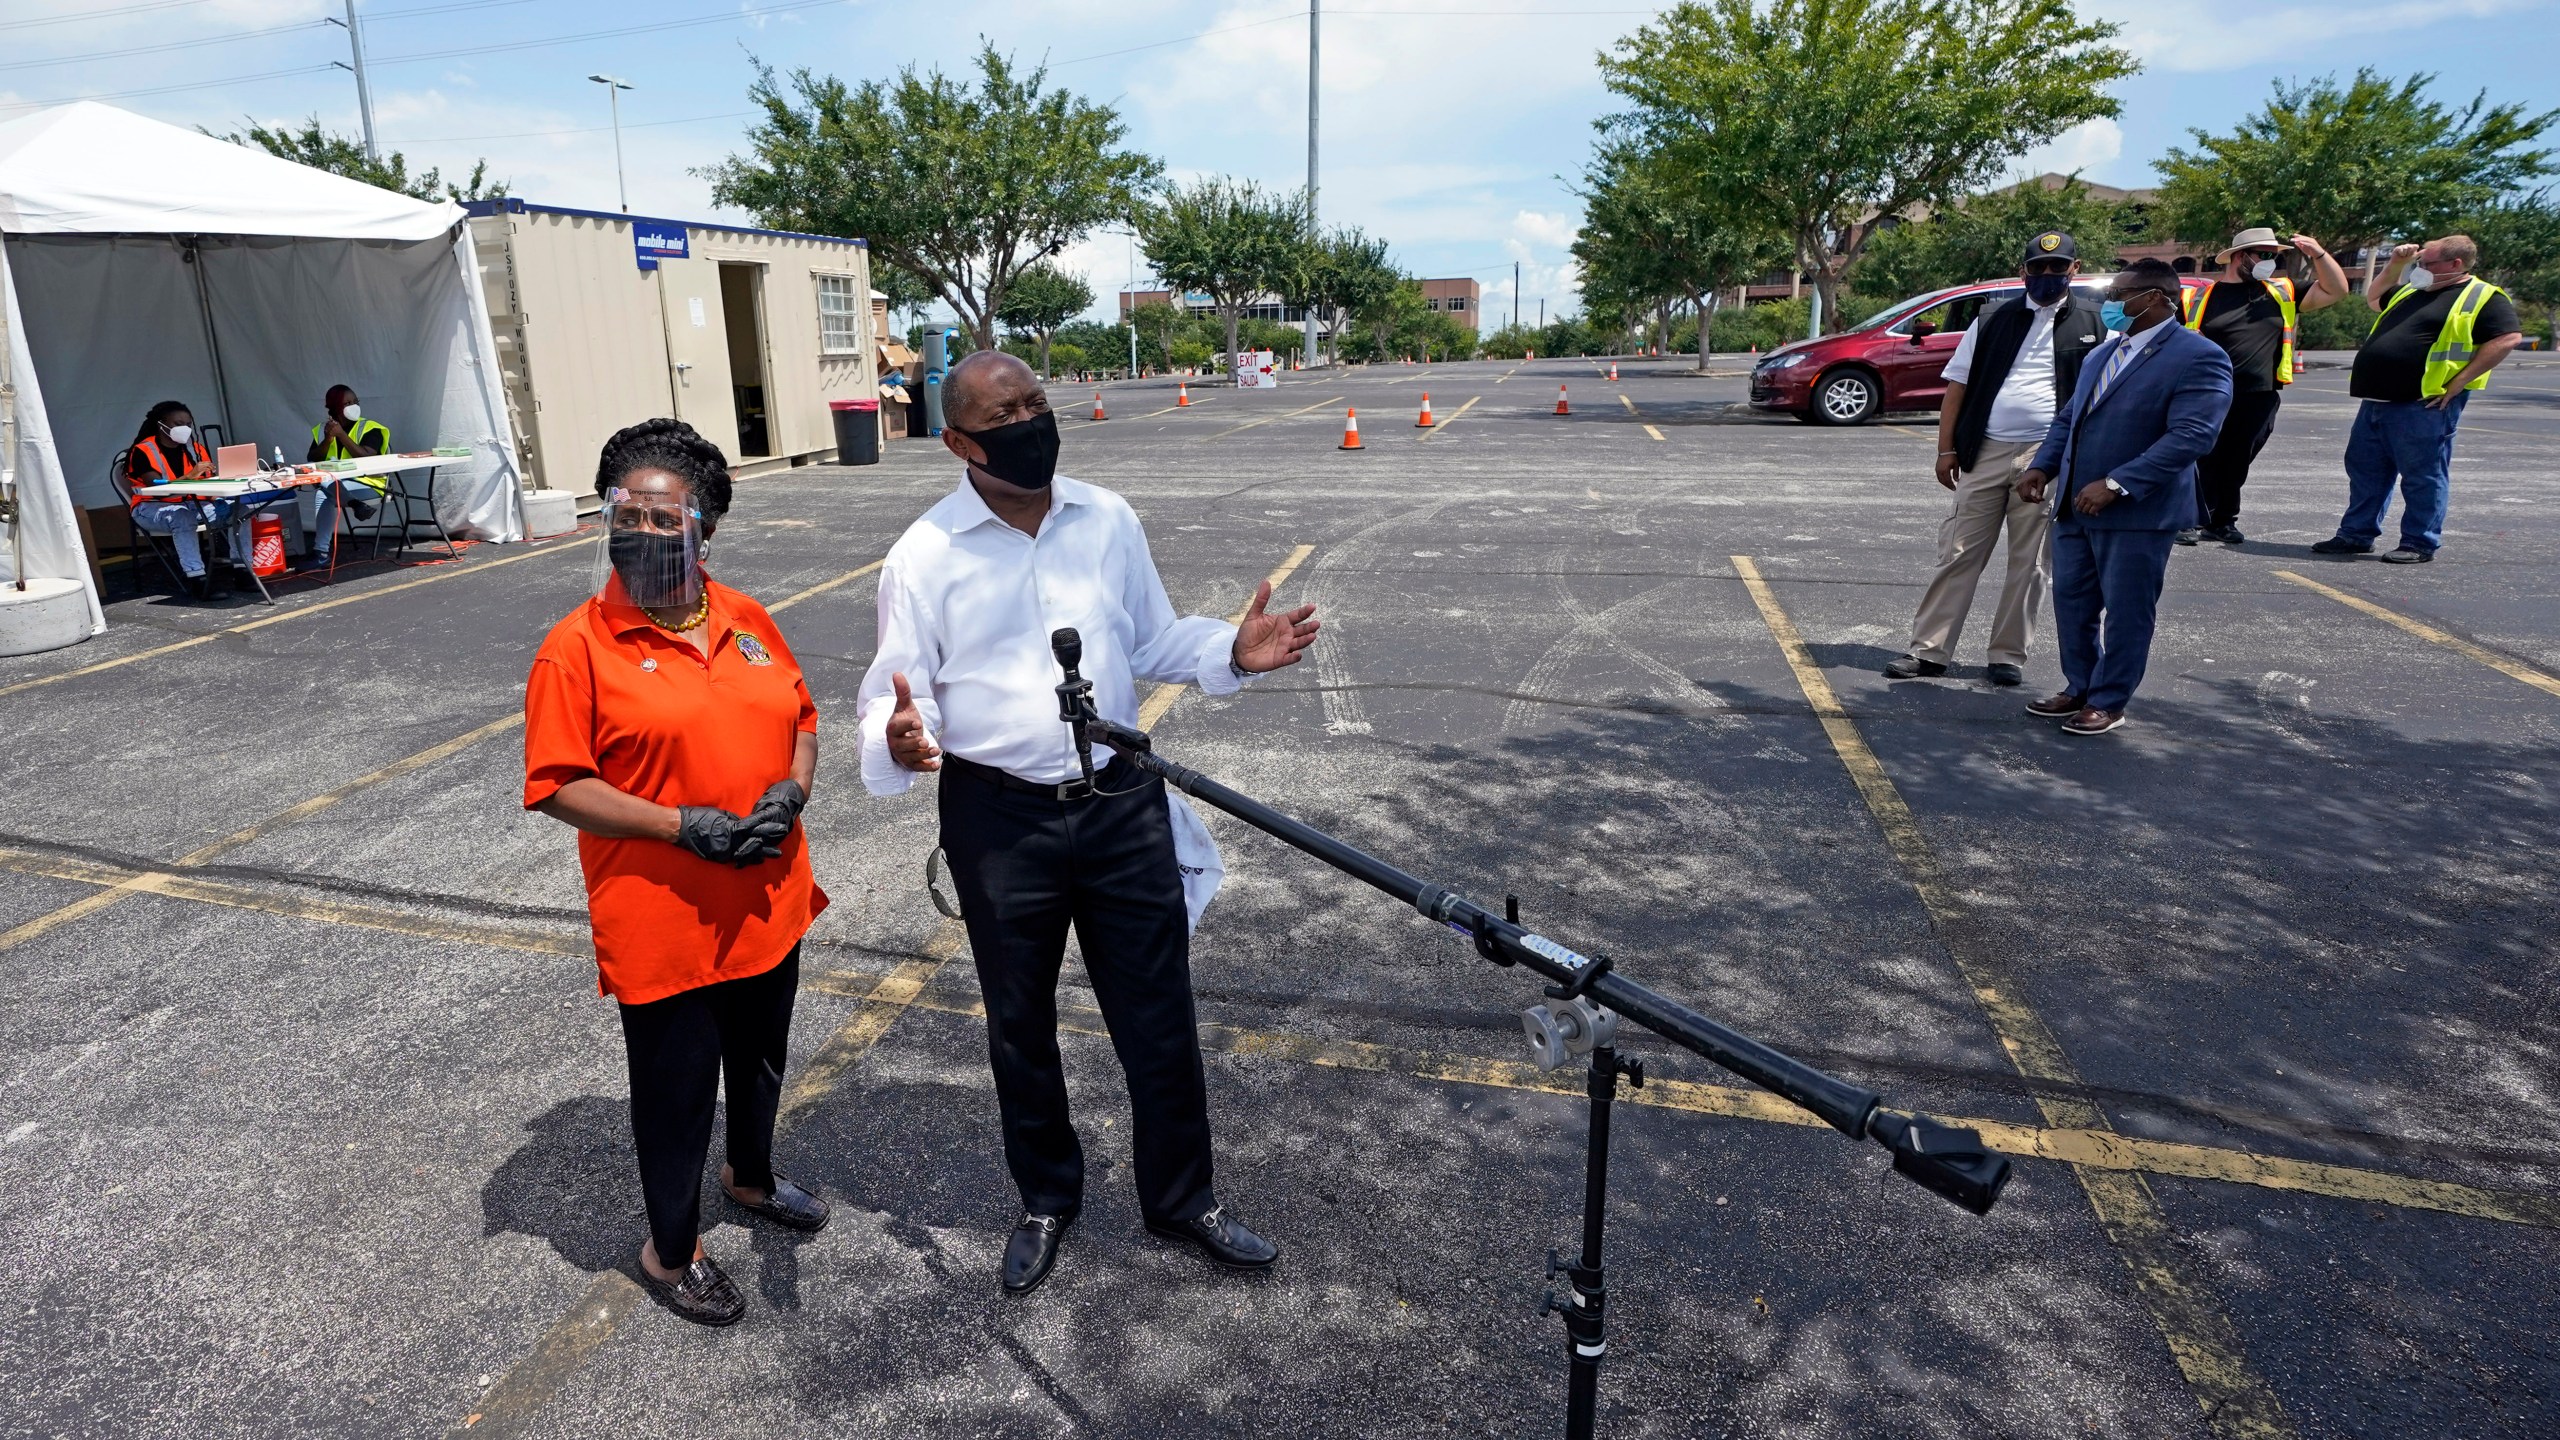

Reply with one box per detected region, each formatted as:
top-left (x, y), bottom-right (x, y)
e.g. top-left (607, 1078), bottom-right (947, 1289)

top-left (2030, 322), bottom-right (2233, 531)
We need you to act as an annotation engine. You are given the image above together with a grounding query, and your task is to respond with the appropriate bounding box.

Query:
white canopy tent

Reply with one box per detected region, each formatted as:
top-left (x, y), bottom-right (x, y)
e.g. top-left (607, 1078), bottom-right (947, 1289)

top-left (0, 102), bottom-right (524, 640)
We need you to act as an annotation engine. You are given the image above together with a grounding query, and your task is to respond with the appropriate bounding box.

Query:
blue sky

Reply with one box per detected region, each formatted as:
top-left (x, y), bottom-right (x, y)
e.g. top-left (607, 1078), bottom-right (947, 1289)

top-left (6, 0), bottom-right (2555, 325)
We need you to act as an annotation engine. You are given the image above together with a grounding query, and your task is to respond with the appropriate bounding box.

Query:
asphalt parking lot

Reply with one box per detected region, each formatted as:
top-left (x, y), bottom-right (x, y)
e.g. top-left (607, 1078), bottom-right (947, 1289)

top-left (5, 350), bottom-right (2558, 1439)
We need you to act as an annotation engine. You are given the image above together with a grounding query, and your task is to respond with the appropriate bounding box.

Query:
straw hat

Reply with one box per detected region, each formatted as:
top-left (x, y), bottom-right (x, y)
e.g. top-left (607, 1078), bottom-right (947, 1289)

top-left (2217, 226), bottom-right (2289, 259)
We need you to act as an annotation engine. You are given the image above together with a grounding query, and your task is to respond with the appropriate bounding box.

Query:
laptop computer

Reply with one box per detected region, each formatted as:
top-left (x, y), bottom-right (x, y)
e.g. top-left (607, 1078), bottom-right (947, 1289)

top-left (214, 443), bottom-right (260, 479)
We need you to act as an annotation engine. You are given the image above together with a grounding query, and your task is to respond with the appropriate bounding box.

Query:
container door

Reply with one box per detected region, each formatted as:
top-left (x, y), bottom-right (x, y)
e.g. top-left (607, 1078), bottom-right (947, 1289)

top-left (654, 256), bottom-right (738, 447)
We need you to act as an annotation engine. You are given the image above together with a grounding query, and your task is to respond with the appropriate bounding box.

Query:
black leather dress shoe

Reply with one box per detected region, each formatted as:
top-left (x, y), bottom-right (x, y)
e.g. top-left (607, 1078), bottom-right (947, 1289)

top-left (1882, 654), bottom-right (1946, 680)
top-left (644, 1255), bottom-right (747, 1327)
top-left (1984, 662), bottom-right (2024, 687)
top-left (1146, 1204), bottom-right (1278, 1270)
top-left (1003, 1212), bottom-right (1074, 1294)
top-left (728, 1175), bottom-right (829, 1232)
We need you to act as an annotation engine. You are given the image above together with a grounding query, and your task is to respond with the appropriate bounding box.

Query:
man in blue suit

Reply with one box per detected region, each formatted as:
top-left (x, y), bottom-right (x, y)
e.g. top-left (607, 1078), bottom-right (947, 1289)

top-left (2016, 259), bottom-right (2232, 736)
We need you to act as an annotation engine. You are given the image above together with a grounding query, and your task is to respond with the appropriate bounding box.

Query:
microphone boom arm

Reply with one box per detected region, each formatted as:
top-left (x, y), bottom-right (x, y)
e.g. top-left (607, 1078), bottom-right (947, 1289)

top-left (1075, 713), bottom-right (2010, 1216)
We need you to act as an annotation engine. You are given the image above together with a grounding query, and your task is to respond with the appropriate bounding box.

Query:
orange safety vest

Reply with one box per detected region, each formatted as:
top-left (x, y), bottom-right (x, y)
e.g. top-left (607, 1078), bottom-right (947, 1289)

top-left (126, 438), bottom-right (210, 505)
top-left (2182, 274), bottom-right (2297, 386)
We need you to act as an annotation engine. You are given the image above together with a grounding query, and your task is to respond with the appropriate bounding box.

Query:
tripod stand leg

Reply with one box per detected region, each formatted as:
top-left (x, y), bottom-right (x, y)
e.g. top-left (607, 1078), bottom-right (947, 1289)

top-left (1547, 1045), bottom-right (1623, 1440)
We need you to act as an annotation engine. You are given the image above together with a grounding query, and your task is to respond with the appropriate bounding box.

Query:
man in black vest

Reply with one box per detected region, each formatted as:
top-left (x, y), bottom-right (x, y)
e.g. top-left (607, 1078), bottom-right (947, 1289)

top-left (1885, 231), bottom-right (2109, 687)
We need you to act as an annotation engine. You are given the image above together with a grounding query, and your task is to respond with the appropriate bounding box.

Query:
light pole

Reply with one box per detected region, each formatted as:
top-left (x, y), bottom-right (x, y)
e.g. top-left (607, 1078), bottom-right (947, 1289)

top-left (588, 74), bottom-right (633, 213)
top-left (1303, 0), bottom-right (1321, 371)
top-left (327, 1), bottom-right (378, 162)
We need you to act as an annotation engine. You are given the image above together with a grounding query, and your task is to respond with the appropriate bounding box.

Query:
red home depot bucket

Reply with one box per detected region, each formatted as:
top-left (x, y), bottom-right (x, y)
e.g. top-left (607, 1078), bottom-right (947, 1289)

top-left (249, 512), bottom-right (287, 576)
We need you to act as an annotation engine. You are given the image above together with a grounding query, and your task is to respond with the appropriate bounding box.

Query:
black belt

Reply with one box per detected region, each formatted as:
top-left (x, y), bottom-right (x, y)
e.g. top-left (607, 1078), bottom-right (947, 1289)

top-left (943, 752), bottom-right (1130, 801)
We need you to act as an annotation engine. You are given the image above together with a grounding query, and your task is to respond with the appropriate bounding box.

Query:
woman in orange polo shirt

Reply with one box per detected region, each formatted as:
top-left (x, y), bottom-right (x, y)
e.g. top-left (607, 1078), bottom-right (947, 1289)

top-left (523, 417), bottom-right (829, 1327)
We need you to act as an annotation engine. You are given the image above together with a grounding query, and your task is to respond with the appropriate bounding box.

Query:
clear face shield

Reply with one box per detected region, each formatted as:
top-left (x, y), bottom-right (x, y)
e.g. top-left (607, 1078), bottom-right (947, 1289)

top-left (593, 485), bottom-right (706, 609)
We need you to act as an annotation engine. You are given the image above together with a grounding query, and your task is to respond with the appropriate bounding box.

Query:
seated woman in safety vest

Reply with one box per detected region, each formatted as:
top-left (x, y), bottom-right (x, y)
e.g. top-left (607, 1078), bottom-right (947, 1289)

top-left (124, 400), bottom-right (253, 599)
top-left (300, 383), bottom-right (389, 568)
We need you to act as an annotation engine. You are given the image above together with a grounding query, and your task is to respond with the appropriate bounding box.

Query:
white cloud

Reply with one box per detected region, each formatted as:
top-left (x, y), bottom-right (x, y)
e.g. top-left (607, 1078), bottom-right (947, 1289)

top-left (1512, 209), bottom-right (1581, 250)
top-left (2087, 0), bottom-right (2542, 70)
top-left (2010, 118), bottom-right (2124, 181)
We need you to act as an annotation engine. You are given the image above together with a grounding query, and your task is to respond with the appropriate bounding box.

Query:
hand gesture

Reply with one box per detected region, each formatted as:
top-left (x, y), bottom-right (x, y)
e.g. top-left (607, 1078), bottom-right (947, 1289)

top-left (886, 672), bottom-right (940, 772)
top-left (2015, 468), bottom-right (2050, 504)
top-left (1934, 451), bottom-right (1961, 489)
top-left (2391, 243), bottom-right (2422, 267)
top-left (2074, 480), bottom-right (2120, 515)
top-left (1230, 580), bottom-right (1320, 674)
top-left (2289, 234), bottom-right (2325, 257)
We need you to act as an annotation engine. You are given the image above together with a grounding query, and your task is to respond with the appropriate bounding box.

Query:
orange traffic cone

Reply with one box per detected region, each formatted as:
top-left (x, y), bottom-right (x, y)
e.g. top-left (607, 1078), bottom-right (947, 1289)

top-left (1176, 381), bottom-right (1191, 407)
top-left (1339, 407), bottom-right (1365, 450)
top-left (1608, 360), bottom-right (1619, 381)
top-left (1091, 389), bottom-right (1107, 421)
top-left (1554, 384), bottom-right (1571, 416)
top-left (1415, 392), bottom-right (1435, 428)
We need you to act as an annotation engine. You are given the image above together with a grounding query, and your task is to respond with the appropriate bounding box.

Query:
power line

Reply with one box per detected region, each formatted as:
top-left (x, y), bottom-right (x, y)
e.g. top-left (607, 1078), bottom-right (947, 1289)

top-left (0, 0), bottom-right (220, 33)
top-left (394, 109), bottom-right (757, 145)
top-left (0, 16), bottom-right (327, 74)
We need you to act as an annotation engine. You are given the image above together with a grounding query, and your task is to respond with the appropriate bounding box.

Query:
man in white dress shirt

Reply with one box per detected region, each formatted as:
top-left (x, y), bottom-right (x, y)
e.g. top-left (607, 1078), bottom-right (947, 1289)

top-left (857, 351), bottom-right (1319, 1295)
top-left (1884, 231), bottom-right (2108, 687)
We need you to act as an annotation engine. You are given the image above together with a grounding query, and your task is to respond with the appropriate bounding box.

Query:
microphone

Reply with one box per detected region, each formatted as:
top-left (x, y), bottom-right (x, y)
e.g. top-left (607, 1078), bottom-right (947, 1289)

top-left (1052, 626), bottom-right (1098, 793)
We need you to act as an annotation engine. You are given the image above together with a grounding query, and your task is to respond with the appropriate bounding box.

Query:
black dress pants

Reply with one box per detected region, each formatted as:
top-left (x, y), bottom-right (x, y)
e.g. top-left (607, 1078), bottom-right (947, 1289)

top-left (2195, 388), bottom-right (2283, 528)
top-left (938, 756), bottom-right (1215, 1226)
top-left (616, 946), bottom-right (800, 1267)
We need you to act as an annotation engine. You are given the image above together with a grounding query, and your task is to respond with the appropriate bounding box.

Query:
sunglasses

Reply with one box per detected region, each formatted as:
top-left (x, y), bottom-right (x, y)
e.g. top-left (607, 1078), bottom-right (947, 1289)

top-left (2023, 259), bottom-right (2074, 275)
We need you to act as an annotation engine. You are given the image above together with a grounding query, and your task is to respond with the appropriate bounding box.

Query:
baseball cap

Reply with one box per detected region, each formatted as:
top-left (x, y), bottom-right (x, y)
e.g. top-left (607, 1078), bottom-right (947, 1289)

top-left (2023, 231), bottom-right (2078, 263)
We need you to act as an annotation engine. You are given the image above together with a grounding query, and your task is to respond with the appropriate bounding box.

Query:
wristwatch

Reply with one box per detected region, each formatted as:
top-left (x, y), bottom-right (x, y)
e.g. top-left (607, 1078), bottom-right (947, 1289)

top-left (2103, 478), bottom-right (2127, 495)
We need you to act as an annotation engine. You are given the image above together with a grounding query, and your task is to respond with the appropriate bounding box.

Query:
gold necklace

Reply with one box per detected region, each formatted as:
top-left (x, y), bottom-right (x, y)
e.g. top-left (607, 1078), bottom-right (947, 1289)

top-left (646, 592), bottom-right (711, 634)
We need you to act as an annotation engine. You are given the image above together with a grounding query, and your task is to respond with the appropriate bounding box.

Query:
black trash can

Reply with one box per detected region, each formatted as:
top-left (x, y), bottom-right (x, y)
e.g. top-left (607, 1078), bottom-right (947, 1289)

top-left (829, 398), bottom-right (881, 466)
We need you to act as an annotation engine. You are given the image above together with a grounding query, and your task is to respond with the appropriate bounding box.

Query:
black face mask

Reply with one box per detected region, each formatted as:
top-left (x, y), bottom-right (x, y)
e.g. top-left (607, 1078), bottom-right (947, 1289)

top-left (956, 411), bottom-right (1060, 491)
top-left (2023, 272), bottom-right (2072, 305)
top-left (609, 530), bottom-right (699, 608)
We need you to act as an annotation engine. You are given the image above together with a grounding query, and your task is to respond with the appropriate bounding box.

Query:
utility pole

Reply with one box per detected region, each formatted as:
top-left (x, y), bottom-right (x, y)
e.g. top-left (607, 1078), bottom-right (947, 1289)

top-left (1513, 260), bottom-right (1521, 333)
top-left (1303, 0), bottom-right (1320, 371)
top-left (1127, 228), bottom-right (1139, 378)
top-left (327, 0), bottom-right (379, 162)
top-left (589, 75), bottom-right (634, 213)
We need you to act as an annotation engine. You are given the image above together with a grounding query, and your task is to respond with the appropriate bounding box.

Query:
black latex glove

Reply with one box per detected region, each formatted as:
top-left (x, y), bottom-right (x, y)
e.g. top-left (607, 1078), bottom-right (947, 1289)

top-left (727, 780), bottom-right (806, 868)
top-left (673, 806), bottom-right (762, 865)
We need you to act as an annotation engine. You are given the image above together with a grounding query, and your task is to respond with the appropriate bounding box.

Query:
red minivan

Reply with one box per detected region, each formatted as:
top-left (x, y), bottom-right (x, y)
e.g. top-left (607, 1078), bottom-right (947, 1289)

top-left (1749, 275), bottom-right (2200, 425)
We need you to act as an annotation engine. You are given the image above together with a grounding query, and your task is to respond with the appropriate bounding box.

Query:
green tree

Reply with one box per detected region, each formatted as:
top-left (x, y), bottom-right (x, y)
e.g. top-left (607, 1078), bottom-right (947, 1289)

top-left (1857, 172), bottom-right (2129, 296)
top-left (1575, 142), bottom-right (1786, 368)
top-left (2154, 70), bottom-right (2557, 262)
top-left (996, 263), bottom-right (1096, 374)
top-left (1139, 177), bottom-right (1308, 375)
top-left (1599, 0), bottom-right (2134, 333)
top-left (217, 116), bottom-right (504, 202)
top-left (2466, 188), bottom-right (2560, 341)
top-left (705, 45), bottom-right (1161, 351)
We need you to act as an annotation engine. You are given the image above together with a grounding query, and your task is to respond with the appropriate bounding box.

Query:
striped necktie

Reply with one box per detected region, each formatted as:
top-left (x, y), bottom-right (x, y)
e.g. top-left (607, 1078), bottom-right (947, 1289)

top-left (2091, 339), bottom-right (2134, 405)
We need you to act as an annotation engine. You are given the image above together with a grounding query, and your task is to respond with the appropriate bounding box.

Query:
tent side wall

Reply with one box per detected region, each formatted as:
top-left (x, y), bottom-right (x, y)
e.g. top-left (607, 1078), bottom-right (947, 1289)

top-left (470, 204), bottom-right (873, 490)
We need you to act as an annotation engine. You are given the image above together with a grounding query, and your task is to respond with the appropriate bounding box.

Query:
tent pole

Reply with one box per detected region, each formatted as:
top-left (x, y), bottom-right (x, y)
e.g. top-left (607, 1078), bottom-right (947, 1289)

top-left (1, 238), bottom-right (22, 591)
top-left (183, 238), bottom-right (236, 447)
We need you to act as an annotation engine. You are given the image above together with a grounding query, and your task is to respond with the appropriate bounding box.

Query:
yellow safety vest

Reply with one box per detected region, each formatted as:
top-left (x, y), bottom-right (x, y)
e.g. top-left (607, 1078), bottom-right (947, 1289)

top-left (312, 417), bottom-right (391, 492)
top-left (2371, 277), bottom-right (2507, 397)
top-left (2182, 274), bottom-right (2297, 386)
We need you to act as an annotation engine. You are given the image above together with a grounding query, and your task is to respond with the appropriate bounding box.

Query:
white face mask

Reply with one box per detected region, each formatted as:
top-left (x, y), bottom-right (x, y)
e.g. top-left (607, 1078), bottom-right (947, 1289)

top-left (2247, 258), bottom-right (2277, 282)
top-left (340, 403), bottom-right (362, 422)
top-left (2405, 264), bottom-right (2438, 289)
top-left (164, 423), bottom-right (194, 446)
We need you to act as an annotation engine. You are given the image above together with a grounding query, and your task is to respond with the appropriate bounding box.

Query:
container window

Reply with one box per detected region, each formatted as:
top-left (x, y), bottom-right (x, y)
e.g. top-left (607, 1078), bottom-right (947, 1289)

top-left (816, 274), bottom-right (861, 355)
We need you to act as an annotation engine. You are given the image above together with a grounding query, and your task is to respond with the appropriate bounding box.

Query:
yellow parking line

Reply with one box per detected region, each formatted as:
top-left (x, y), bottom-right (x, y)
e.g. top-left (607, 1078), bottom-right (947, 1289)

top-left (1882, 424), bottom-right (1935, 442)
top-left (0, 555), bottom-right (891, 958)
top-left (1618, 393), bottom-right (1638, 413)
top-left (12, 824), bottom-right (2552, 1240)
top-left (2276, 569), bottom-right (2560, 701)
top-left (1208, 396), bottom-right (1344, 440)
top-left (1415, 395), bottom-right (1481, 439)
top-left (1135, 544), bottom-right (1317, 732)
top-left (766, 558), bottom-right (883, 614)
top-left (1643, 425), bottom-right (1665, 442)
top-left (1733, 555), bottom-right (2295, 1440)
top-left (0, 533), bottom-right (590, 700)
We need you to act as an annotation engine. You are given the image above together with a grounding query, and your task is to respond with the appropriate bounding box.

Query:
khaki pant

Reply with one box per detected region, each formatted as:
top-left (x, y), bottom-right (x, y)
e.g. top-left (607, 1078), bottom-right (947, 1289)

top-left (1908, 437), bottom-right (2050, 667)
